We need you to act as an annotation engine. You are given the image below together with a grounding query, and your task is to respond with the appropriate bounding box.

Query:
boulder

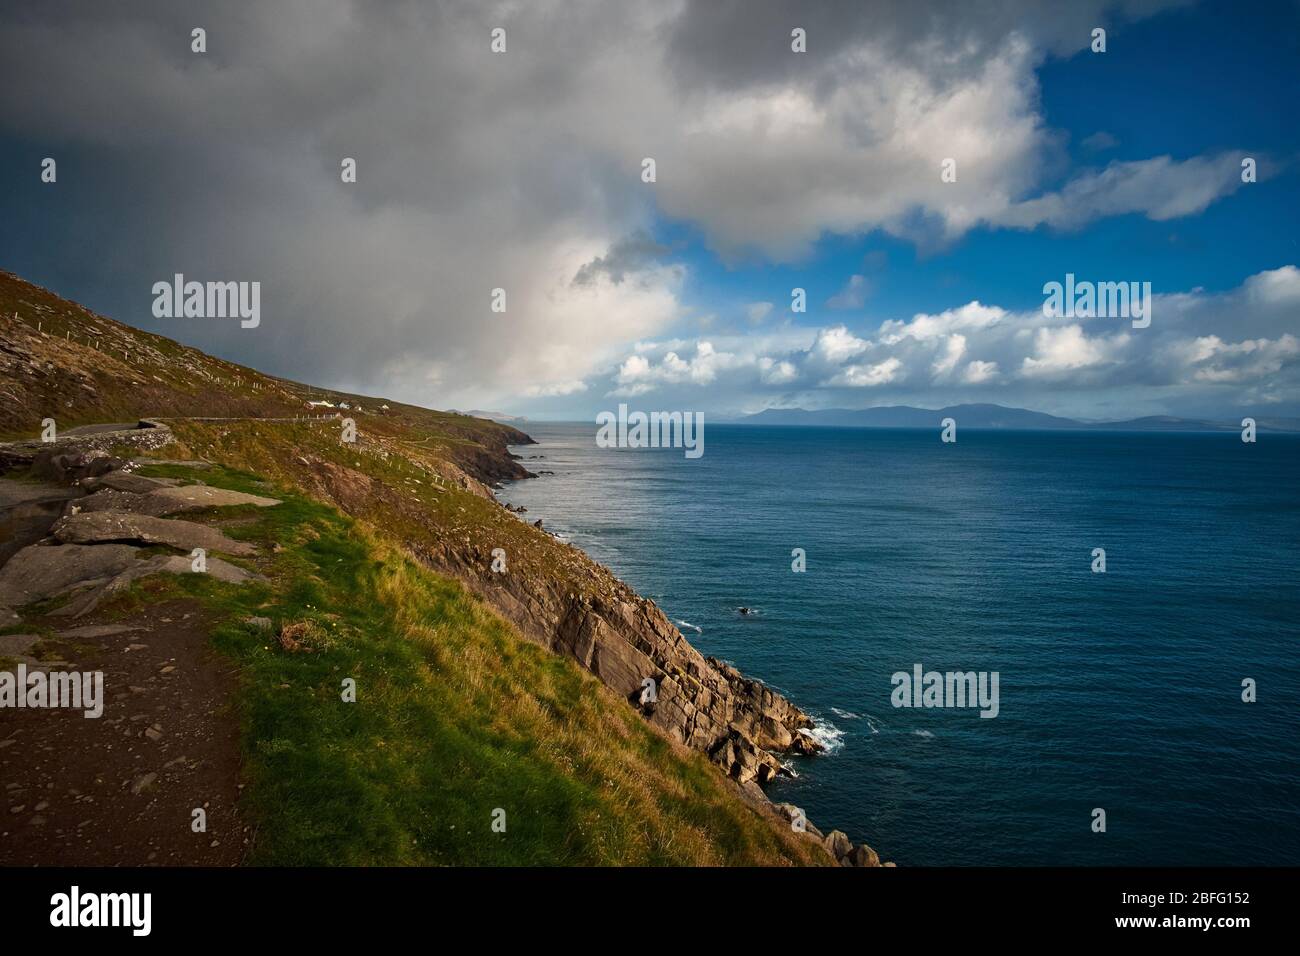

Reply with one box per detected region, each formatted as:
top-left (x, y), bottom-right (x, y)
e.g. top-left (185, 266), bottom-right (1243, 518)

top-left (69, 489), bottom-right (177, 517)
top-left (75, 484), bottom-right (281, 518)
top-left (52, 554), bottom-right (257, 618)
top-left (844, 843), bottom-right (882, 867)
top-left (147, 485), bottom-right (281, 512)
top-left (824, 830), bottom-right (853, 861)
top-left (79, 472), bottom-right (176, 494)
top-left (31, 449), bottom-right (126, 484)
top-left (789, 730), bottom-right (823, 755)
top-left (710, 730), bottom-right (786, 785)
top-left (51, 511), bottom-right (256, 556)
top-left (0, 543), bottom-right (140, 606)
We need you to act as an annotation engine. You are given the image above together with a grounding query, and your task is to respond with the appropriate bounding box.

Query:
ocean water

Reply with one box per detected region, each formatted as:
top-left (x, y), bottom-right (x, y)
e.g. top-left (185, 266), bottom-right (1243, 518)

top-left (496, 423), bottom-right (1300, 866)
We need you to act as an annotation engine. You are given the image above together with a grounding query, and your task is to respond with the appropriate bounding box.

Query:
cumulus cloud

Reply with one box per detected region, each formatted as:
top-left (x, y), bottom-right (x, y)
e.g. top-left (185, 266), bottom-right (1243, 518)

top-left (1021, 325), bottom-right (1124, 376)
top-left (591, 267), bottom-right (1300, 416)
top-left (811, 326), bottom-right (871, 364)
top-left (828, 357), bottom-right (903, 388)
top-left (880, 302), bottom-right (1007, 344)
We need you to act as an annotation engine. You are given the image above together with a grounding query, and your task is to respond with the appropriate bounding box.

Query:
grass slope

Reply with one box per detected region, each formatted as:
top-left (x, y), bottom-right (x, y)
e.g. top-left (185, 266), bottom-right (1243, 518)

top-left (95, 462), bottom-right (824, 866)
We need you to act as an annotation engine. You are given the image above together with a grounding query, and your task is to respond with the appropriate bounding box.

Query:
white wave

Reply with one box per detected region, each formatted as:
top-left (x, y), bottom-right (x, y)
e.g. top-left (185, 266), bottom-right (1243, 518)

top-left (830, 707), bottom-right (861, 720)
top-left (912, 729), bottom-right (934, 739)
top-left (675, 619), bottom-right (703, 634)
top-left (801, 717), bottom-right (846, 755)
top-left (864, 715), bottom-right (882, 735)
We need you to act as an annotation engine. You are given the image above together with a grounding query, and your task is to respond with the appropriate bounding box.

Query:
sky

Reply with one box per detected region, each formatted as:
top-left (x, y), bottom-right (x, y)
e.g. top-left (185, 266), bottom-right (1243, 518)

top-left (1, 0), bottom-right (1297, 421)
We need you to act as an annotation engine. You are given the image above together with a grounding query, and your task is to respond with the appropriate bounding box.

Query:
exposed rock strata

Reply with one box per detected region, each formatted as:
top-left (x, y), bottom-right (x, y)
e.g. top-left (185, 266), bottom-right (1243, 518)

top-left (51, 511), bottom-right (256, 556)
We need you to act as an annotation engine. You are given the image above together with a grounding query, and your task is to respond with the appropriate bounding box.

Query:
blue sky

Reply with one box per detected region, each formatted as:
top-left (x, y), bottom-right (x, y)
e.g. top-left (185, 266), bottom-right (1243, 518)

top-left (1, 1), bottom-right (1297, 421)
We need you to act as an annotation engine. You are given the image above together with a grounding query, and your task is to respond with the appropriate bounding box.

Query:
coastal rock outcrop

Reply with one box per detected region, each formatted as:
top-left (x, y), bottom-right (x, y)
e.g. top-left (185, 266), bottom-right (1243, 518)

top-left (51, 511), bottom-right (256, 556)
top-left (416, 525), bottom-right (822, 789)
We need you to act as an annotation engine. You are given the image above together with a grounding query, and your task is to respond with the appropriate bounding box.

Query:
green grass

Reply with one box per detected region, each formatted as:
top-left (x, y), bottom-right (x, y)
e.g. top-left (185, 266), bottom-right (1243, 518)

top-left (110, 464), bottom-right (824, 866)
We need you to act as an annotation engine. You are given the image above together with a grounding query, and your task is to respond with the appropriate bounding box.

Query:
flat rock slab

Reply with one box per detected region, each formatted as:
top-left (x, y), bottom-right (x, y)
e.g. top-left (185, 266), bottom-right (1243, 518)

top-left (0, 543), bottom-right (140, 606)
top-left (148, 485), bottom-right (281, 511)
top-left (51, 511), bottom-right (256, 556)
top-left (68, 489), bottom-right (175, 517)
top-left (79, 473), bottom-right (179, 494)
top-left (51, 554), bottom-right (257, 618)
top-left (69, 485), bottom-right (281, 519)
top-left (130, 459), bottom-right (212, 469)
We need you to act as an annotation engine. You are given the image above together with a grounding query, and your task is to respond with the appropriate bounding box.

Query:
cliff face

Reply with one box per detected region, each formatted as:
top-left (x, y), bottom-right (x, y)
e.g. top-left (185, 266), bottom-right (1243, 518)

top-left (316, 432), bottom-right (888, 864)
top-left (280, 432), bottom-right (821, 789)
top-left (419, 528), bottom-right (819, 790)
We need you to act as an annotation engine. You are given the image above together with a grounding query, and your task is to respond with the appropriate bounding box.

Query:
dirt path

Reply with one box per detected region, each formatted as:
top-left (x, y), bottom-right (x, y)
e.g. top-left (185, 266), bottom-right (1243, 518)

top-left (0, 598), bottom-right (247, 866)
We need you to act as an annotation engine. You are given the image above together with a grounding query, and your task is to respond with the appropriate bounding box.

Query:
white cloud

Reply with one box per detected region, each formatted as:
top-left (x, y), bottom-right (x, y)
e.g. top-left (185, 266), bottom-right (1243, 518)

top-left (811, 325), bottom-right (871, 364)
top-left (881, 302), bottom-right (1007, 343)
top-left (759, 357), bottom-right (799, 385)
top-left (962, 360), bottom-right (1000, 384)
top-left (829, 357), bottom-right (903, 388)
top-left (1174, 334), bottom-right (1300, 384)
top-left (932, 334), bottom-right (968, 378)
top-left (991, 153), bottom-right (1252, 231)
top-left (1021, 325), bottom-right (1120, 376)
top-left (593, 267), bottom-right (1300, 416)
top-left (1243, 265), bottom-right (1300, 307)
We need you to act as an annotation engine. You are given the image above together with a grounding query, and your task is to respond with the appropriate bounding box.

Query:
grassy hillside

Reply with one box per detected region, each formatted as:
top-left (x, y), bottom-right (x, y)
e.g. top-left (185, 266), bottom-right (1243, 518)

top-left (103, 461), bottom-right (822, 865)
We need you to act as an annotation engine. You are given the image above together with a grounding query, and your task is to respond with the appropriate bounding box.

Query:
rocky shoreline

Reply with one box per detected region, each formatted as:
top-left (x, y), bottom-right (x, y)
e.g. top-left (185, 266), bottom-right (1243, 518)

top-left (457, 431), bottom-right (890, 867)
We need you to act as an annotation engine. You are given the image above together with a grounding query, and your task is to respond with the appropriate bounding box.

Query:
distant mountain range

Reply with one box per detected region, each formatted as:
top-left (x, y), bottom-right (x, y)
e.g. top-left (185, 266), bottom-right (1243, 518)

top-left (731, 403), bottom-right (1300, 433)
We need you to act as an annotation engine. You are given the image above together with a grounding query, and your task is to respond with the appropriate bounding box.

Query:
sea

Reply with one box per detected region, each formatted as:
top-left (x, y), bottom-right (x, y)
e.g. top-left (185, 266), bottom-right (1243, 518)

top-left (496, 423), bottom-right (1300, 866)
